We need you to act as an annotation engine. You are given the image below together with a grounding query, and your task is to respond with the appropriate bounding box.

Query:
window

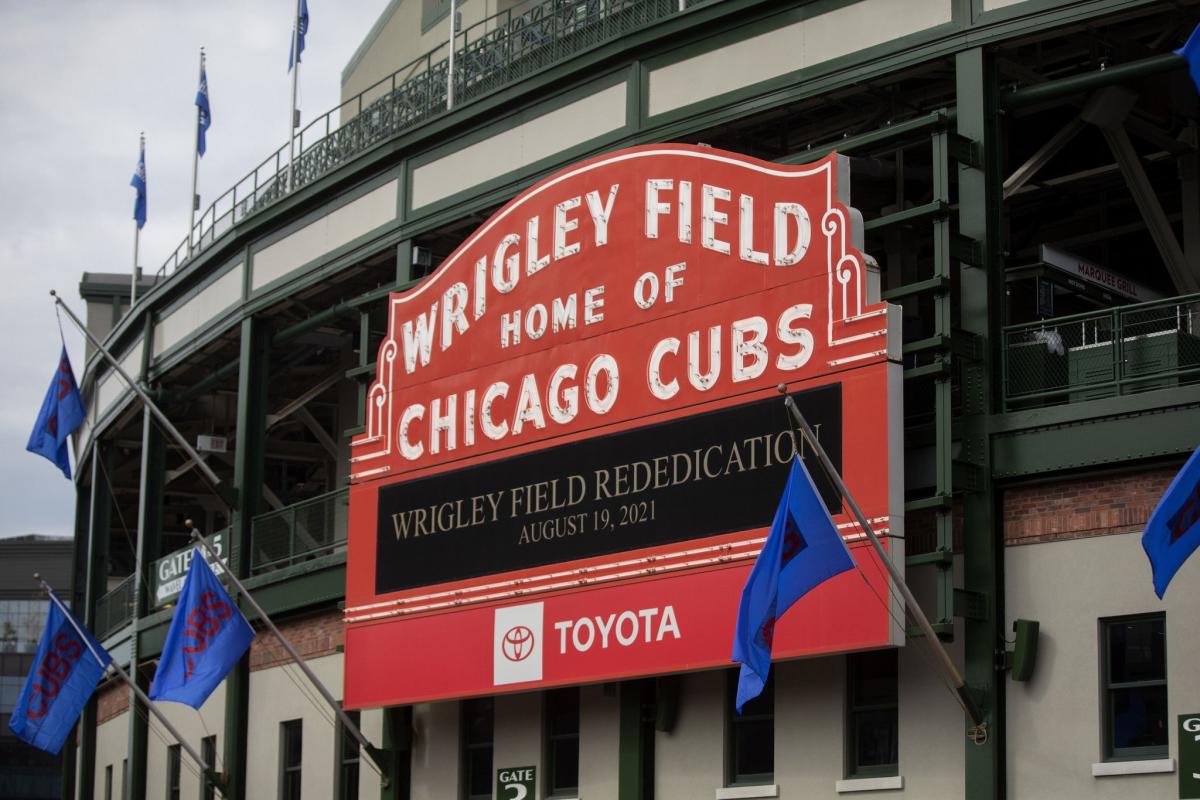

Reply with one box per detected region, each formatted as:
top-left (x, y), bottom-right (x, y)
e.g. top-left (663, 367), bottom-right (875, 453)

top-left (462, 697), bottom-right (494, 800)
top-left (122, 758), bottom-right (128, 799)
top-left (728, 670), bottom-right (773, 785)
top-left (421, 0), bottom-right (451, 32)
top-left (201, 735), bottom-right (217, 800)
top-left (104, 765), bottom-right (112, 800)
top-left (846, 650), bottom-right (898, 777)
top-left (167, 744), bottom-right (182, 800)
top-left (1103, 614), bottom-right (1167, 759)
top-left (281, 719), bottom-right (303, 800)
top-left (545, 688), bottom-right (580, 797)
top-left (338, 710), bottom-right (361, 800)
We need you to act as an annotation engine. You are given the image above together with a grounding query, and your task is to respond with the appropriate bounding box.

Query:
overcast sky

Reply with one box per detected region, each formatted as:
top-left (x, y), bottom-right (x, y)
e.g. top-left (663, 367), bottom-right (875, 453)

top-left (0, 0), bottom-right (393, 538)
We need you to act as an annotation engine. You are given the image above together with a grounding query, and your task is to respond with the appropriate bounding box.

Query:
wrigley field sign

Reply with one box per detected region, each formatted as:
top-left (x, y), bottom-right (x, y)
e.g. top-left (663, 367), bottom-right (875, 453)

top-left (344, 145), bottom-right (904, 708)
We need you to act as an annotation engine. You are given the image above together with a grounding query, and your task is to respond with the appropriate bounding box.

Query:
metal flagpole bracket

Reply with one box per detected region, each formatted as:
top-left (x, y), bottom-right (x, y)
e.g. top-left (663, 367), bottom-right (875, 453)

top-left (776, 386), bottom-right (986, 730)
top-left (189, 527), bottom-right (391, 787)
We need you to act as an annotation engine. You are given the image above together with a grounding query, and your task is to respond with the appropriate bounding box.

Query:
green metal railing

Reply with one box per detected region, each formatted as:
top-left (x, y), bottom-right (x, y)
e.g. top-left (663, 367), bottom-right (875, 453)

top-left (155, 0), bottom-right (690, 280)
top-left (1003, 293), bottom-right (1200, 410)
top-left (94, 574), bottom-right (136, 640)
top-left (249, 487), bottom-right (349, 575)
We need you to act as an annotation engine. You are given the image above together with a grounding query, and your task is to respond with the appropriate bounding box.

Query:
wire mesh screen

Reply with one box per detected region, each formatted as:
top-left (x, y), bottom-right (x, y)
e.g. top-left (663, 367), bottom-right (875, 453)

top-left (250, 488), bottom-right (349, 575)
top-left (94, 575), bottom-right (136, 640)
top-left (1004, 296), bottom-right (1200, 410)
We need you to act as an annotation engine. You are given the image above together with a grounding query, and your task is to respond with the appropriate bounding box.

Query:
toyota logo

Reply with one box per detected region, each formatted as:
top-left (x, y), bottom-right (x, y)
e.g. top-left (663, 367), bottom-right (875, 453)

top-left (501, 625), bottom-right (535, 662)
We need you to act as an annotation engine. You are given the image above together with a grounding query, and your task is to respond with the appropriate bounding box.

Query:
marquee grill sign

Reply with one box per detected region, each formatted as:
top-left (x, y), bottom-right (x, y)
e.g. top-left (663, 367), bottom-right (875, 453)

top-left (344, 145), bottom-right (903, 708)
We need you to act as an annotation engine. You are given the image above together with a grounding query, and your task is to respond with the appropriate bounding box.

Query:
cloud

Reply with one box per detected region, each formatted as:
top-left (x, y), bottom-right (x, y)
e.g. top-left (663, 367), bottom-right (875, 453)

top-left (0, 0), bottom-right (393, 537)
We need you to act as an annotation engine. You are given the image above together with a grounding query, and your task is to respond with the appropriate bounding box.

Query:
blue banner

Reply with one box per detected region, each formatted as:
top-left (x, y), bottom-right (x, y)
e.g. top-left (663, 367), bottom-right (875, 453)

top-left (196, 64), bottom-right (212, 157)
top-left (1176, 23), bottom-right (1200, 94)
top-left (288, 0), bottom-right (309, 71)
top-left (8, 593), bottom-right (111, 754)
top-left (1142, 446), bottom-right (1200, 598)
top-left (150, 549), bottom-right (254, 708)
top-left (26, 346), bottom-right (85, 479)
top-left (732, 456), bottom-right (855, 712)
top-left (130, 142), bottom-right (147, 229)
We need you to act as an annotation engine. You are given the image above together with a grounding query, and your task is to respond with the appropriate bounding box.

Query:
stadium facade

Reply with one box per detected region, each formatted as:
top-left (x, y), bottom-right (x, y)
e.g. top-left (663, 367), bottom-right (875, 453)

top-left (65, 1), bottom-right (1200, 799)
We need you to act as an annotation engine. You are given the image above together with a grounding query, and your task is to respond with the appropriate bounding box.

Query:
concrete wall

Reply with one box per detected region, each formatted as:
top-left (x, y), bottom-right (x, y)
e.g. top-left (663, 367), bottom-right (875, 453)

top-left (655, 669), bottom-right (725, 800)
top-left (1006, 531), bottom-right (1197, 798)
top-left (246, 653), bottom-right (343, 799)
top-left (411, 699), bottom-right (461, 800)
top-left (579, 684), bottom-right (620, 800)
top-left (493, 691), bottom-right (544, 797)
top-left (145, 683), bottom-right (225, 800)
top-left (93, 709), bottom-right (129, 800)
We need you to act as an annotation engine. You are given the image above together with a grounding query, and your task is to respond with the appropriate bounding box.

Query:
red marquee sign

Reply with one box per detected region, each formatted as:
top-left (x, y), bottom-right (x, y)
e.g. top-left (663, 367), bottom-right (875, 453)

top-left (344, 145), bottom-right (903, 708)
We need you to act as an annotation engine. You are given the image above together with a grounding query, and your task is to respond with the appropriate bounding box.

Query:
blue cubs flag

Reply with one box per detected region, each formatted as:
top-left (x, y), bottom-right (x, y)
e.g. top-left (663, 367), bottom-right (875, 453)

top-left (1176, 23), bottom-right (1200, 94)
top-left (1142, 445), bottom-right (1200, 598)
top-left (131, 141), bottom-right (147, 229)
top-left (8, 592), bottom-right (111, 754)
top-left (733, 456), bottom-right (855, 713)
top-left (288, 0), bottom-right (309, 70)
top-left (26, 347), bottom-right (85, 479)
top-left (196, 64), bottom-right (212, 157)
top-left (150, 549), bottom-right (253, 708)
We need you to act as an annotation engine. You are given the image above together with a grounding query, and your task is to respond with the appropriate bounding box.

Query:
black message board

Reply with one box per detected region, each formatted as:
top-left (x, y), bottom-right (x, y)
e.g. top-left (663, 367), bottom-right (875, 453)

top-left (375, 386), bottom-right (842, 594)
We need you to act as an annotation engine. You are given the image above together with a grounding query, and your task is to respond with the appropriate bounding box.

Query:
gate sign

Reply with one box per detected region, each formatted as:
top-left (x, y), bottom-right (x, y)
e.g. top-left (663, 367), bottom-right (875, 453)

top-left (344, 145), bottom-right (903, 709)
top-left (496, 766), bottom-right (535, 800)
top-left (1182, 714), bottom-right (1200, 799)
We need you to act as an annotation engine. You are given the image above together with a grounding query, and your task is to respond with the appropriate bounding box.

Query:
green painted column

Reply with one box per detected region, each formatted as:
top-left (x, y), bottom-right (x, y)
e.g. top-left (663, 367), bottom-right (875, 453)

top-left (222, 316), bottom-right (271, 800)
top-left (64, 451), bottom-right (98, 800)
top-left (379, 707), bottom-right (411, 800)
top-left (126, 411), bottom-right (166, 800)
top-left (617, 682), bottom-right (646, 800)
top-left (78, 443), bottom-right (114, 800)
top-left (955, 48), bottom-right (1005, 800)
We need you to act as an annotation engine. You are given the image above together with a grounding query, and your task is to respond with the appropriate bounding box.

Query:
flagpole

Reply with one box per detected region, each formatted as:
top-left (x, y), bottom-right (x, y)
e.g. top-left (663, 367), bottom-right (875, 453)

top-left (188, 48), bottom-right (204, 260)
top-left (49, 291), bottom-right (230, 504)
top-left (35, 575), bottom-right (225, 794)
top-left (131, 132), bottom-right (143, 307)
top-left (287, 0), bottom-right (302, 192)
top-left (189, 526), bottom-right (391, 784)
top-left (779, 390), bottom-right (986, 732)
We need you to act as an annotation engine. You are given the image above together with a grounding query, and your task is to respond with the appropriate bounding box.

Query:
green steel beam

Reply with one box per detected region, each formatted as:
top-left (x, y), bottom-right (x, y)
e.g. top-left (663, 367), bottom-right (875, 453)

top-left (380, 706), bottom-right (411, 800)
top-left (779, 109), bottom-right (953, 164)
top-left (126, 412), bottom-right (166, 800)
top-left (931, 130), bottom-right (955, 634)
top-left (78, 445), bottom-right (113, 800)
top-left (992, 403), bottom-right (1200, 479)
top-left (956, 47), bottom-right (1004, 800)
top-left (1001, 52), bottom-right (1184, 110)
top-left (223, 317), bottom-right (271, 800)
top-left (618, 682), bottom-right (645, 800)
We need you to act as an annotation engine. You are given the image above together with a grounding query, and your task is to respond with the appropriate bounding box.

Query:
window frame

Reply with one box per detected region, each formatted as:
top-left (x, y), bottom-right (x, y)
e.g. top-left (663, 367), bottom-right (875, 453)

top-left (726, 669), bottom-right (774, 787)
top-left (336, 709), bottom-right (362, 800)
top-left (544, 687), bottom-right (581, 798)
top-left (104, 764), bottom-right (113, 800)
top-left (201, 734), bottom-right (217, 800)
top-left (460, 697), bottom-right (495, 800)
top-left (280, 718), bottom-right (304, 800)
top-left (1101, 613), bottom-right (1168, 761)
top-left (167, 744), bottom-right (182, 800)
top-left (845, 649), bottom-right (899, 779)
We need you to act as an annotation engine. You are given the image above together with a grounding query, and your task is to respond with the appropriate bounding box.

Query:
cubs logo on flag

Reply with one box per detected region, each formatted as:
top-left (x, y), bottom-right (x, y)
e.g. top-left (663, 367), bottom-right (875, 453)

top-left (8, 593), bottom-right (111, 754)
top-left (150, 549), bottom-right (254, 708)
top-left (26, 347), bottom-right (85, 479)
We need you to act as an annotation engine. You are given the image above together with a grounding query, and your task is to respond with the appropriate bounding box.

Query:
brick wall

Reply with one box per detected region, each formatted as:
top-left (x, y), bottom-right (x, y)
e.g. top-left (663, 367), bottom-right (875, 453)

top-left (96, 678), bottom-right (128, 724)
top-left (1003, 466), bottom-right (1177, 546)
top-left (249, 608), bottom-right (343, 671)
